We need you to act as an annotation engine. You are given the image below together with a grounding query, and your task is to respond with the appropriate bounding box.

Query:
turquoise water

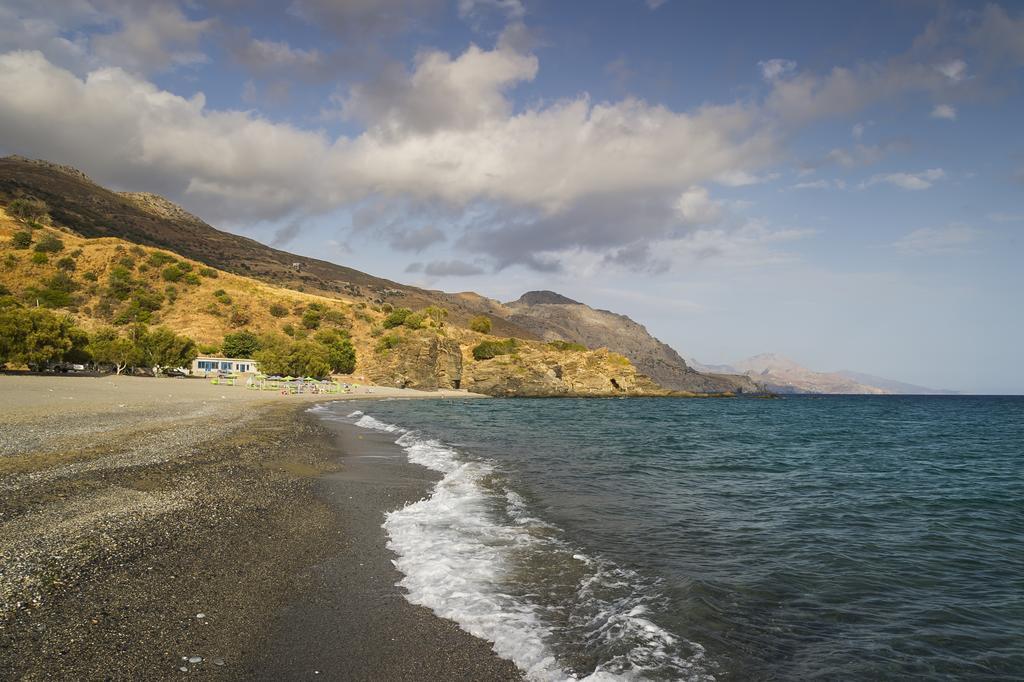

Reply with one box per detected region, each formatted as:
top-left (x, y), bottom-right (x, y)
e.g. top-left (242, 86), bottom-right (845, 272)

top-left (331, 396), bottom-right (1024, 680)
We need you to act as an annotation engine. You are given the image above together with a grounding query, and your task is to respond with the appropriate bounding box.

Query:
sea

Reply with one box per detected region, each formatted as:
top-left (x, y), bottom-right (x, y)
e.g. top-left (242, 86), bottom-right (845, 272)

top-left (318, 396), bottom-right (1024, 680)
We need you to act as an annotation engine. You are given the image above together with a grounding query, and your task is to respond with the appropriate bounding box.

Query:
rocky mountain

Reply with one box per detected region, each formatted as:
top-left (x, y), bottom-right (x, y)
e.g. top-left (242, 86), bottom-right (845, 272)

top-left (835, 370), bottom-right (957, 395)
top-left (502, 291), bottom-right (762, 394)
top-left (690, 353), bottom-right (950, 394)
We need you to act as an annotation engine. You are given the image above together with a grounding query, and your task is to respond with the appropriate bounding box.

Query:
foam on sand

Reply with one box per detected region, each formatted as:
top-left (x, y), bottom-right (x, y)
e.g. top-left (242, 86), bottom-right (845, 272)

top-left (349, 410), bottom-right (714, 681)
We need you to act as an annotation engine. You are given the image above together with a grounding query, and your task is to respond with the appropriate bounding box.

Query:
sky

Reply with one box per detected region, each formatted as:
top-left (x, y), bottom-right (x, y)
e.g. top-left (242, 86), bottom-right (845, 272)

top-left (0, 0), bottom-right (1022, 393)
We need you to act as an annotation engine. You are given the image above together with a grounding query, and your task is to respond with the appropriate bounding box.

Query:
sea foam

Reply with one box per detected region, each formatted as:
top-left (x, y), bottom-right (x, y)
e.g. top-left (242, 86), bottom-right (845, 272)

top-left (350, 410), bottom-right (713, 681)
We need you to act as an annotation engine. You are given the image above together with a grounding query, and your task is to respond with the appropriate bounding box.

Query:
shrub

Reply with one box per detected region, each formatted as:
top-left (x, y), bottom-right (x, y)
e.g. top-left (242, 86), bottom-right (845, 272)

top-left (403, 311), bottom-right (426, 330)
top-left (10, 231), bottom-right (32, 249)
top-left (282, 324), bottom-right (295, 337)
top-left (472, 338), bottom-right (517, 361)
top-left (130, 245), bottom-right (146, 257)
top-left (183, 273), bottom-right (201, 286)
top-left (4, 254), bottom-right (18, 269)
top-left (55, 257), bottom-right (76, 272)
top-left (229, 306), bottom-right (251, 327)
top-left (198, 267), bottom-right (218, 278)
top-left (147, 252), bottom-right (177, 267)
top-left (375, 333), bottom-right (403, 353)
top-left (30, 252), bottom-right (48, 265)
top-left (269, 302), bottom-right (288, 318)
top-left (33, 234), bottom-right (64, 253)
top-left (26, 272), bottom-right (78, 309)
top-left (469, 315), bottom-right (492, 334)
top-left (424, 306), bottom-right (448, 328)
top-left (213, 289), bottom-right (232, 305)
top-left (382, 307), bottom-right (412, 329)
top-left (301, 308), bottom-right (322, 329)
top-left (198, 342), bottom-right (220, 355)
top-left (548, 340), bottom-right (587, 352)
top-left (7, 198), bottom-right (49, 224)
top-left (107, 265), bottom-right (135, 300)
top-left (164, 285), bottom-right (178, 304)
top-left (83, 270), bottom-right (98, 282)
top-left (323, 309), bottom-right (349, 327)
top-left (117, 256), bottom-right (135, 269)
top-left (380, 302), bottom-right (394, 313)
top-left (161, 265), bottom-right (184, 282)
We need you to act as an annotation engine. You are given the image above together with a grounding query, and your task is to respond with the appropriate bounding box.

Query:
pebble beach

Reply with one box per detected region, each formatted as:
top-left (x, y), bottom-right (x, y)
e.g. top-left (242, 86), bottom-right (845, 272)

top-left (0, 374), bottom-right (512, 680)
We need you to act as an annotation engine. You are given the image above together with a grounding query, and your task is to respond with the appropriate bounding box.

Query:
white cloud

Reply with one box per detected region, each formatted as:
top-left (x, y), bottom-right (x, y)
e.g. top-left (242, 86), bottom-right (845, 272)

top-left (893, 224), bottom-right (982, 253)
top-left (862, 168), bottom-right (945, 191)
top-left (0, 44), bottom-right (778, 233)
top-left (792, 180), bottom-right (832, 190)
top-left (935, 59), bottom-right (968, 82)
top-left (852, 122), bottom-right (866, 139)
top-left (758, 58), bottom-right (796, 82)
top-left (674, 186), bottom-right (722, 224)
top-left (458, 0), bottom-right (525, 21)
top-left (91, 3), bottom-right (212, 74)
top-left (646, 0), bottom-right (668, 9)
top-left (930, 103), bottom-right (957, 120)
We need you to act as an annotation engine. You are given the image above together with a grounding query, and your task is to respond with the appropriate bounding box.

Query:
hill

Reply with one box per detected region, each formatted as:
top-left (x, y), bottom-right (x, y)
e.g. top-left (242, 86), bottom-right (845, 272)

top-left (0, 155), bottom-right (765, 396)
top-left (690, 353), bottom-right (951, 394)
top-left (503, 292), bottom-right (762, 394)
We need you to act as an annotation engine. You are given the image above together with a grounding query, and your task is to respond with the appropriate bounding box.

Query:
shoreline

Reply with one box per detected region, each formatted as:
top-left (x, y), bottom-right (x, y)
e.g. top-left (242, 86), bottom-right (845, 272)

top-left (245, 408), bottom-right (522, 680)
top-left (0, 375), bottom-right (511, 679)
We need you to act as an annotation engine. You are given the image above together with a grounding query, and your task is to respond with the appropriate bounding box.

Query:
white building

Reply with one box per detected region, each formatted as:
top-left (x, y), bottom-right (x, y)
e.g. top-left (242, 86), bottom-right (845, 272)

top-left (191, 356), bottom-right (259, 375)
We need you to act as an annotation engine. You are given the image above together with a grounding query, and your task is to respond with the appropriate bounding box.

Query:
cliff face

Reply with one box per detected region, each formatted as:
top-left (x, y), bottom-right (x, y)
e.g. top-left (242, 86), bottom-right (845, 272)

top-left (691, 353), bottom-right (888, 394)
top-left (358, 328), bottom-right (680, 397)
top-left (502, 292), bottom-right (762, 394)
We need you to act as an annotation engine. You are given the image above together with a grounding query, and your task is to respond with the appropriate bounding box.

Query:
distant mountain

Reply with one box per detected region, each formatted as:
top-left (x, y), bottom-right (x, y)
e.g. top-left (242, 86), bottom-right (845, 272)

top-left (836, 371), bottom-right (957, 395)
top-left (690, 353), bottom-right (953, 394)
top-left (503, 292), bottom-right (762, 394)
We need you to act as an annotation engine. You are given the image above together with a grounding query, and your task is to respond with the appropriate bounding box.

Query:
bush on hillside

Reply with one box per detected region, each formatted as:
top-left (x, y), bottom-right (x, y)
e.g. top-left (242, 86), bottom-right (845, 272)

top-left (148, 252), bottom-right (177, 267)
top-left (30, 252), bottom-right (48, 265)
top-left (382, 308), bottom-right (412, 329)
top-left (198, 267), bottom-right (218, 278)
top-left (10, 231), bottom-right (32, 249)
top-left (161, 264), bottom-right (185, 282)
top-left (33, 234), bottom-right (64, 253)
top-left (269, 302), bottom-right (288, 318)
top-left (301, 308), bottom-right (322, 329)
top-left (375, 333), bottom-right (402, 353)
top-left (56, 256), bottom-right (76, 271)
top-left (7, 198), bottom-right (49, 225)
top-left (469, 315), bottom-right (492, 334)
top-left (548, 340), bottom-right (587, 352)
top-left (472, 338), bottom-right (517, 361)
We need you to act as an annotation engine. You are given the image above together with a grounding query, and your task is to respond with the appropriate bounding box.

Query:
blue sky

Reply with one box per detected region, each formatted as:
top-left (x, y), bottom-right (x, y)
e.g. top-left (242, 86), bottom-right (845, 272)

top-left (0, 0), bottom-right (1022, 392)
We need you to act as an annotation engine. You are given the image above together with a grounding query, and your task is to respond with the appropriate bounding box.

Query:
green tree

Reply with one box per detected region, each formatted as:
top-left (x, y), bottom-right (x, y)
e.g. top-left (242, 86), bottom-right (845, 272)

top-left (314, 329), bottom-right (356, 374)
top-left (469, 315), bottom-right (492, 334)
top-left (88, 327), bottom-right (142, 375)
top-left (222, 330), bottom-right (261, 358)
top-left (0, 306), bottom-right (78, 370)
top-left (472, 338), bottom-right (517, 361)
top-left (140, 327), bottom-right (198, 371)
top-left (7, 198), bottom-right (49, 224)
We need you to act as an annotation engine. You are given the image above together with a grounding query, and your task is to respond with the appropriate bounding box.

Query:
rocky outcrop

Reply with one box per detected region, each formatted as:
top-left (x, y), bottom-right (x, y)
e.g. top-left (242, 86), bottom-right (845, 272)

top-left (361, 332), bottom-right (464, 390)
top-left (691, 353), bottom-right (887, 394)
top-left (503, 292), bottom-right (763, 394)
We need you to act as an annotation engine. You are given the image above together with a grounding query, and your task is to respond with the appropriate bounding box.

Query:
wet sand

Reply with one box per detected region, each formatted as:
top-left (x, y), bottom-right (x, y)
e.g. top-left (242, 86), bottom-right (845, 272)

top-left (246, 418), bottom-right (521, 680)
top-left (0, 375), bottom-right (514, 680)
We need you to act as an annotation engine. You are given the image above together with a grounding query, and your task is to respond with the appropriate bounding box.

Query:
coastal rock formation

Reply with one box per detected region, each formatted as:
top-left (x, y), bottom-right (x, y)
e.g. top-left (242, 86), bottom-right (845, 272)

top-left (361, 333), bottom-right (464, 390)
top-left (503, 291), bottom-right (762, 394)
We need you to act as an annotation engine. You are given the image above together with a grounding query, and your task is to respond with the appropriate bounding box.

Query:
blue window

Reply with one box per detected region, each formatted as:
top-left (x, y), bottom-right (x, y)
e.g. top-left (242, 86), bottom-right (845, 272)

top-left (220, 362), bottom-right (232, 370)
